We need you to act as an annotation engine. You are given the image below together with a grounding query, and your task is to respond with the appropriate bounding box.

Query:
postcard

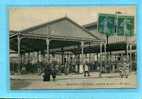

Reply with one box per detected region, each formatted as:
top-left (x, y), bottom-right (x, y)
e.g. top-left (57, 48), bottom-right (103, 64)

top-left (9, 6), bottom-right (136, 89)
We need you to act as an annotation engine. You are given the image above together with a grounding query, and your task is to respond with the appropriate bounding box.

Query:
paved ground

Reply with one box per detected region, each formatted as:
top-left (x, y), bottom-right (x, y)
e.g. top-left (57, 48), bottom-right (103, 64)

top-left (11, 72), bottom-right (137, 89)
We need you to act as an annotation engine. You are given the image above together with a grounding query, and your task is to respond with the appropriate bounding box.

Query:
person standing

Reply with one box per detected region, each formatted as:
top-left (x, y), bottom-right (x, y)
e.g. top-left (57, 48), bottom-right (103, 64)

top-left (83, 61), bottom-right (90, 77)
top-left (43, 64), bottom-right (52, 81)
top-left (51, 61), bottom-right (57, 81)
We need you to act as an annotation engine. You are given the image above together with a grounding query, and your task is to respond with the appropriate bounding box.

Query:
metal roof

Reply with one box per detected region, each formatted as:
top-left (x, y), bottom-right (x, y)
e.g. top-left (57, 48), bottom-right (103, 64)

top-left (10, 17), bottom-right (103, 53)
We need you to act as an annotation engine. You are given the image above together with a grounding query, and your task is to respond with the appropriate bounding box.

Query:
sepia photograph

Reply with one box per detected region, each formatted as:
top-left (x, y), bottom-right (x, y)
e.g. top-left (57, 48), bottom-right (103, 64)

top-left (9, 6), bottom-right (136, 89)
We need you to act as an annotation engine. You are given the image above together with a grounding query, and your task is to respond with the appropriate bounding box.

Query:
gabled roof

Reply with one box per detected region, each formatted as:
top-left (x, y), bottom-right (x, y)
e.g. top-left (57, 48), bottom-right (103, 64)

top-left (10, 17), bottom-right (102, 42)
top-left (83, 21), bottom-right (106, 41)
top-left (83, 21), bottom-right (97, 29)
top-left (10, 17), bottom-right (104, 53)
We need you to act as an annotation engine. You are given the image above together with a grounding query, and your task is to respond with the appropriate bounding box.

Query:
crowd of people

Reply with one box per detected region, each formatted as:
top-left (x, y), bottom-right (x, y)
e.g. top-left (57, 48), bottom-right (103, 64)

top-left (39, 61), bottom-right (91, 81)
top-left (10, 55), bottom-right (132, 81)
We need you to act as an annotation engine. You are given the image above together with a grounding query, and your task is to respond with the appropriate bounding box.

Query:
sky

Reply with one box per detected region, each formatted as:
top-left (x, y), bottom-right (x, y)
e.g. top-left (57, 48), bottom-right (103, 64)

top-left (9, 6), bottom-right (136, 31)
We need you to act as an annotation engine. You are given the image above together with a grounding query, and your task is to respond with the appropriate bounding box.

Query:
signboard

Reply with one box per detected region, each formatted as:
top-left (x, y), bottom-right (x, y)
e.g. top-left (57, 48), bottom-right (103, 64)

top-left (98, 13), bottom-right (134, 36)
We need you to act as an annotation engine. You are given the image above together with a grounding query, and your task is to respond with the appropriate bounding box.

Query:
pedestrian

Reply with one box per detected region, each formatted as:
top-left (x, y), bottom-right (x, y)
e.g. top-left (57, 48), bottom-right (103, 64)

top-left (51, 61), bottom-right (57, 81)
top-left (43, 64), bottom-right (52, 81)
top-left (119, 55), bottom-right (130, 78)
top-left (83, 61), bottom-right (90, 77)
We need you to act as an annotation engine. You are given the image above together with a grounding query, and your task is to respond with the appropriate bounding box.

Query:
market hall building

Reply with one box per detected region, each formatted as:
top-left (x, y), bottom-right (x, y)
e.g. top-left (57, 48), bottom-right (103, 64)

top-left (10, 17), bottom-right (136, 75)
top-left (10, 17), bottom-right (104, 73)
